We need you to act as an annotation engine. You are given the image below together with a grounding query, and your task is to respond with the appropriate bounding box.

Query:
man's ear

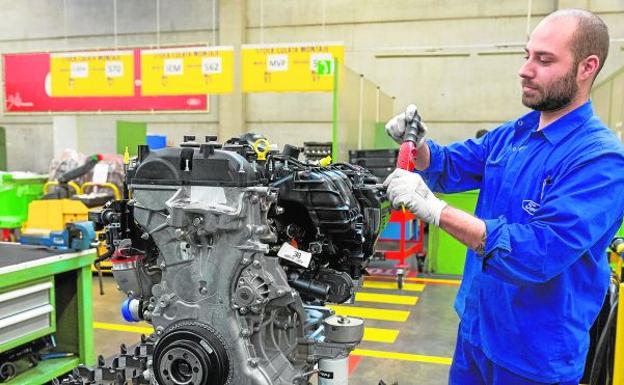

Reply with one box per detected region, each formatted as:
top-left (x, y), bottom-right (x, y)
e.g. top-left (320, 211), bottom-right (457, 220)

top-left (578, 54), bottom-right (600, 81)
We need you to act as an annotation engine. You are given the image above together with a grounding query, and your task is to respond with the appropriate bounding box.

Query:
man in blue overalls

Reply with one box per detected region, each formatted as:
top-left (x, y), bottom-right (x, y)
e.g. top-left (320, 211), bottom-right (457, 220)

top-left (384, 9), bottom-right (624, 385)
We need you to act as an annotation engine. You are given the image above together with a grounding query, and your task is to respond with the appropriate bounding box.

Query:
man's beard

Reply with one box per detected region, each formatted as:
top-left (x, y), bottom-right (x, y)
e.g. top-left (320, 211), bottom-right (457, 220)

top-left (522, 66), bottom-right (578, 112)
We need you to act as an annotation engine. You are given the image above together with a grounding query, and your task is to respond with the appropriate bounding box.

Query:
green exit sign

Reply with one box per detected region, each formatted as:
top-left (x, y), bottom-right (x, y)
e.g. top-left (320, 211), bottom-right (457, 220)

top-left (316, 60), bottom-right (334, 75)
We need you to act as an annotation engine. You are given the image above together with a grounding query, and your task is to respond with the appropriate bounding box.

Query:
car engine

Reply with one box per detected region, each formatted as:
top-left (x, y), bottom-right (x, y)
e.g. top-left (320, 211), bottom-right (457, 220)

top-left (64, 134), bottom-right (389, 385)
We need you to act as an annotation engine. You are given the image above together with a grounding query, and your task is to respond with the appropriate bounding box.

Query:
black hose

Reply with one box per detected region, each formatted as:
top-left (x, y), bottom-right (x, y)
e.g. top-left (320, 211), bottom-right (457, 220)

top-left (588, 288), bottom-right (618, 385)
top-left (93, 248), bottom-right (113, 269)
top-left (58, 154), bottom-right (101, 183)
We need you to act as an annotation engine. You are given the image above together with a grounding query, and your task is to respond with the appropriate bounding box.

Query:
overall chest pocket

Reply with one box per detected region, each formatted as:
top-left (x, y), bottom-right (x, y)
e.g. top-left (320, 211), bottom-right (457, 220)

top-left (483, 150), bottom-right (510, 197)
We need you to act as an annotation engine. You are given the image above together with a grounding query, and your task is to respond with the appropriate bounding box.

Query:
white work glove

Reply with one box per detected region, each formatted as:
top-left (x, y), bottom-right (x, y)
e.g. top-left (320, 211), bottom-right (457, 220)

top-left (384, 104), bottom-right (428, 146)
top-left (383, 169), bottom-right (447, 226)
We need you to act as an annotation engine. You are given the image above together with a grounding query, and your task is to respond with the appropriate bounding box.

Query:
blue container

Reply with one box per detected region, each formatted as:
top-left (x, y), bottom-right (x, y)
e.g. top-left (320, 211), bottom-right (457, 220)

top-left (146, 134), bottom-right (167, 150)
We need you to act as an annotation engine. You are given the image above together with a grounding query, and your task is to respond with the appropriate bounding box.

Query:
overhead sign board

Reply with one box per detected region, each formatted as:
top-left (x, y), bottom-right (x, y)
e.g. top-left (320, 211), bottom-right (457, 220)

top-left (242, 42), bottom-right (344, 92)
top-left (140, 46), bottom-right (234, 95)
top-left (50, 50), bottom-right (135, 97)
top-left (3, 51), bottom-right (208, 113)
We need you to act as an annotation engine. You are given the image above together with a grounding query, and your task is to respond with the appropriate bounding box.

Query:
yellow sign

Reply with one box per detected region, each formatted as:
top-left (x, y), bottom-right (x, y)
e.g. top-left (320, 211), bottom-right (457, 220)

top-left (50, 50), bottom-right (135, 97)
top-left (140, 46), bottom-right (234, 95)
top-left (242, 42), bottom-right (344, 92)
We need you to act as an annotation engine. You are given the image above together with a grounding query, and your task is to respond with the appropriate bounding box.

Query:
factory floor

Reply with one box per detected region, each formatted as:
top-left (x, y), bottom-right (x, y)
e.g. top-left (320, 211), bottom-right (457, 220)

top-left (91, 263), bottom-right (461, 385)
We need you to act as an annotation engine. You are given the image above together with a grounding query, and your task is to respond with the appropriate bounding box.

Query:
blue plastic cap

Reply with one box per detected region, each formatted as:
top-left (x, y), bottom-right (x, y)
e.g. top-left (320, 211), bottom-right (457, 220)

top-left (121, 298), bottom-right (138, 322)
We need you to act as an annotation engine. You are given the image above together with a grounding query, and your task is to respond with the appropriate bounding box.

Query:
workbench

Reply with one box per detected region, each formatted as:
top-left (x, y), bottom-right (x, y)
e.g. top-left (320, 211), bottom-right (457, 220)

top-left (0, 243), bottom-right (95, 384)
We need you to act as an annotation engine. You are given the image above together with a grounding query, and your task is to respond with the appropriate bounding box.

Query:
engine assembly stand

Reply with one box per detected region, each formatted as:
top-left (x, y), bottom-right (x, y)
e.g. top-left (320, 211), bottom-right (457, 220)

top-left (56, 335), bottom-right (154, 385)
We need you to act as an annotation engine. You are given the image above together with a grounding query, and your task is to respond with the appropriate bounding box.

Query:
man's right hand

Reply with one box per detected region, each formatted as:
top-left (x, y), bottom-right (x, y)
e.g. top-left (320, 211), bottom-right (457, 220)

top-left (385, 104), bottom-right (428, 147)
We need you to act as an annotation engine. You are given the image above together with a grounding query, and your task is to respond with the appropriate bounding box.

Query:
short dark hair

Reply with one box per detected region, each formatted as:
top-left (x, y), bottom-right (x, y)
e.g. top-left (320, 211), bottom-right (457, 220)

top-left (475, 129), bottom-right (489, 139)
top-left (550, 9), bottom-right (610, 78)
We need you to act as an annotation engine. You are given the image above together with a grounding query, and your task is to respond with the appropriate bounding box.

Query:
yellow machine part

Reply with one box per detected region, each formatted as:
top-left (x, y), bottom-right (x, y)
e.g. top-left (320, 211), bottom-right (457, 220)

top-left (21, 198), bottom-right (114, 272)
top-left (21, 199), bottom-right (89, 235)
top-left (614, 282), bottom-right (624, 385)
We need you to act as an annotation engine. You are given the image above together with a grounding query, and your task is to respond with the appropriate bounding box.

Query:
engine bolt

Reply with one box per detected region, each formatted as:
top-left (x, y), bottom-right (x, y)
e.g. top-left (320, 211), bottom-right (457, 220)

top-left (248, 359), bottom-right (258, 368)
top-left (252, 260), bottom-right (261, 268)
top-left (192, 217), bottom-right (203, 227)
top-left (239, 307), bottom-right (248, 314)
top-left (141, 232), bottom-right (149, 240)
top-left (199, 286), bottom-right (208, 295)
top-left (241, 258), bottom-right (250, 265)
top-left (276, 289), bottom-right (285, 296)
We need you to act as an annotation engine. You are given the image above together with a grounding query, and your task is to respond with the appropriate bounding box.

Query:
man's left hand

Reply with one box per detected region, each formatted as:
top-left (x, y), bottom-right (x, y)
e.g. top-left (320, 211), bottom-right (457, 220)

top-left (383, 169), bottom-right (447, 226)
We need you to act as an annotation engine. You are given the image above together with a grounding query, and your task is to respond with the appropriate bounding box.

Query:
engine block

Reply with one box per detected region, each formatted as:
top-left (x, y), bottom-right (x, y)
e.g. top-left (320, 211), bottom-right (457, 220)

top-left (69, 134), bottom-right (389, 385)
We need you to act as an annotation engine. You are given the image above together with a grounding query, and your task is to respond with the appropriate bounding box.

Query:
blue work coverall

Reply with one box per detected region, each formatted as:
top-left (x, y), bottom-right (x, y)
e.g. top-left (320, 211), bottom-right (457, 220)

top-left (420, 101), bottom-right (624, 383)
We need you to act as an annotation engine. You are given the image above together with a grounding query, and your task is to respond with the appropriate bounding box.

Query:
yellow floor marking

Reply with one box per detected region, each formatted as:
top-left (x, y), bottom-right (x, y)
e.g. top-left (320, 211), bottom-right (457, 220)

top-left (362, 281), bottom-right (425, 292)
top-left (352, 348), bottom-right (452, 365)
top-left (94, 321), bottom-right (152, 334)
top-left (355, 292), bottom-right (418, 306)
top-left (363, 327), bottom-right (400, 344)
top-left (405, 277), bottom-right (461, 285)
top-left (328, 305), bottom-right (410, 322)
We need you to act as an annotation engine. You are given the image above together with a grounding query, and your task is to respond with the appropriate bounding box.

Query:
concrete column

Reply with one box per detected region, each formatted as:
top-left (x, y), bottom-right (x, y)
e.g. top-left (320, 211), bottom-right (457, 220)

top-left (52, 116), bottom-right (79, 157)
top-left (218, 0), bottom-right (246, 141)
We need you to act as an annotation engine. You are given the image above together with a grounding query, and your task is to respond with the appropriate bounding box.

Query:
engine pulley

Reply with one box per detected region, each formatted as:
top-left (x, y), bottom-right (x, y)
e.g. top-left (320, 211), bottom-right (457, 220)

top-left (153, 321), bottom-right (230, 385)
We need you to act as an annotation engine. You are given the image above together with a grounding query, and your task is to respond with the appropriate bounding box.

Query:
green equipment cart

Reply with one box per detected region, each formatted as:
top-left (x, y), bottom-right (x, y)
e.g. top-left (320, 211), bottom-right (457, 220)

top-left (0, 173), bottom-right (48, 240)
top-left (0, 243), bottom-right (95, 384)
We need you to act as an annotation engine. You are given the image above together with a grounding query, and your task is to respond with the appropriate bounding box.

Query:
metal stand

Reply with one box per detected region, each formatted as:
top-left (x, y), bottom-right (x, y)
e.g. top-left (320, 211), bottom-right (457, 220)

top-left (376, 210), bottom-right (426, 289)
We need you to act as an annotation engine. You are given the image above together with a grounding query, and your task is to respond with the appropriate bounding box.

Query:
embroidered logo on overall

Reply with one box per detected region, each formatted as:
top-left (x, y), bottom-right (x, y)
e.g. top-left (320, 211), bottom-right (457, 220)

top-left (522, 200), bottom-right (540, 215)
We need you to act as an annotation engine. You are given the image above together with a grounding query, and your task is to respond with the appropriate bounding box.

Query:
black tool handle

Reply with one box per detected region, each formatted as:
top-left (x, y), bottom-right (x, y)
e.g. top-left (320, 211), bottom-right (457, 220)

top-left (58, 154), bottom-right (102, 183)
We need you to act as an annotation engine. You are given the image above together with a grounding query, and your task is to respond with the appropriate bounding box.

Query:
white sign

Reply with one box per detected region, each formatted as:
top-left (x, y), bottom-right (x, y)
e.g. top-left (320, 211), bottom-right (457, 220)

top-left (202, 57), bottom-right (222, 74)
top-left (70, 62), bottom-right (89, 78)
top-left (164, 58), bottom-right (184, 76)
top-left (105, 61), bottom-right (124, 77)
top-left (92, 163), bottom-right (109, 185)
top-left (267, 54), bottom-right (288, 72)
top-left (277, 243), bottom-right (312, 268)
top-left (310, 53), bottom-right (333, 72)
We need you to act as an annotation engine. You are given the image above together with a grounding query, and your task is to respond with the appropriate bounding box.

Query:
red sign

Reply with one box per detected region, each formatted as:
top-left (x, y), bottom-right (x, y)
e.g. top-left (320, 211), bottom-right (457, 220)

top-left (3, 50), bottom-right (208, 113)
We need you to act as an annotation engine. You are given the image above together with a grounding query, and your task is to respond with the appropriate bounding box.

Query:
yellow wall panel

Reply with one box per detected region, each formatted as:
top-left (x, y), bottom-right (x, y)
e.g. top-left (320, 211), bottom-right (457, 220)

top-left (50, 50), bottom-right (135, 97)
top-left (140, 46), bottom-right (234, 96)
top-left (242, 42), bottom-right (344, 92)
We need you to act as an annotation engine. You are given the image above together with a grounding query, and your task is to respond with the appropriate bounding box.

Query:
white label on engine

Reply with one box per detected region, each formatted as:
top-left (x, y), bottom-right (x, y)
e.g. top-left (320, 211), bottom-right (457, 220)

top-left (277, 243), bottom-right (312, 268)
